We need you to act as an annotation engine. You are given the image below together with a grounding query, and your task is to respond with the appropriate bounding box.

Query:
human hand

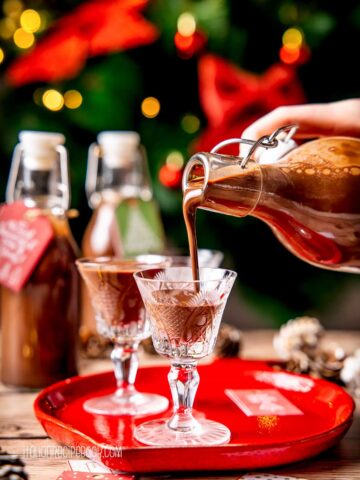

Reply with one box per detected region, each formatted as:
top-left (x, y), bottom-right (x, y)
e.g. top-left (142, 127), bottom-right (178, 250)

top-left (241, 99), bottom-right (360, 142)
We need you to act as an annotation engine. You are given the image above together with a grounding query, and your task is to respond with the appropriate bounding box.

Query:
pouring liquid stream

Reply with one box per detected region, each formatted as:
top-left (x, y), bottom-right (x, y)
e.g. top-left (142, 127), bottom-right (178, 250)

top-left (183, 184), bottom-right (201, 286)
top-left (183, 137), bottom-right (360, 281)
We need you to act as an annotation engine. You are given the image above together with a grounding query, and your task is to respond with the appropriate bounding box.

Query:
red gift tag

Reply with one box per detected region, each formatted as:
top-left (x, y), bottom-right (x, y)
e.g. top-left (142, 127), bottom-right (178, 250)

top-left (0, 201), bottom-right (54, 292)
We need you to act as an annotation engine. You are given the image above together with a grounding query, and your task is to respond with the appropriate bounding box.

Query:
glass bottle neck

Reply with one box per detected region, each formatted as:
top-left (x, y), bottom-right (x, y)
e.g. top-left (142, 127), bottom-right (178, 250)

top-left (19, 168), bottom-right (68, 211)
top-left (92, 165), bottom-right (152, 207)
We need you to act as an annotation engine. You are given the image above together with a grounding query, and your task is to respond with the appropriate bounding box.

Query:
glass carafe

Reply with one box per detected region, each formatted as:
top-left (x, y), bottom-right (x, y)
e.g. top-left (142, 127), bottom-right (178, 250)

top-left (182, 127), bottom-right (360, 274)
top-left (1, 131), bottom-right (79, 388)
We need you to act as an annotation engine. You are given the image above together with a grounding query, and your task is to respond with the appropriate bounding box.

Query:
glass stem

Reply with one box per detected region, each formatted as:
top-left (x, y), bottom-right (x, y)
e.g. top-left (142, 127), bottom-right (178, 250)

top-left (111, 341), bottom-right (139, 398)
top-left (167, 362), bottom-right (200, 433)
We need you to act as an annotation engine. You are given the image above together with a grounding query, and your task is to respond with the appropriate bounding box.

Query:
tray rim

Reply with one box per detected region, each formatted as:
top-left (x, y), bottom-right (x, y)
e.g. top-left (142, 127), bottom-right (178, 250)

top-left (34, 359), bottom-right (356, 452)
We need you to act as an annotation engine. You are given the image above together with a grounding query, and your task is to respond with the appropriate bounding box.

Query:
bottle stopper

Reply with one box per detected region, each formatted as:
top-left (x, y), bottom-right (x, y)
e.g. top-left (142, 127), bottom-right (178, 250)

top-left (97, 131), bottom-right (140, 169)
top-left (19, 130), bottom-right (65, 170)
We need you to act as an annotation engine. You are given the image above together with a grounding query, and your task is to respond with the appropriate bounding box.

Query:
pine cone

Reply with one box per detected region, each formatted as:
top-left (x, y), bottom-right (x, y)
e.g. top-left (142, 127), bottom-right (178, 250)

top-left (214, 323), bottom-right (242, 358)
top-left (0, 449), bottom-right (28, 479)
top-left (340, 349), bottom-right (360, 396)
top-left (274, 317), bottom-right (323, 356)
top-left (312, 343), bottom-right (346, 382)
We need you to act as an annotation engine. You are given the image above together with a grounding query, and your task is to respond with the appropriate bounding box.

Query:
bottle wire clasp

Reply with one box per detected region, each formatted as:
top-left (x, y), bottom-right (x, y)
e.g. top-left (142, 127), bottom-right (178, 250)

top-left (210, 124), bottom-right (298, 168)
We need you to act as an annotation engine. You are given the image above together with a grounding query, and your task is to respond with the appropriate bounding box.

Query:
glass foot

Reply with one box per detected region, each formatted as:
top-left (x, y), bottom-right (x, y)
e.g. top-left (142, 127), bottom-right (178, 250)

top-left (134, 418), bottom-right (231, 445)
top-left (83, 392), bottom-right (169, 416)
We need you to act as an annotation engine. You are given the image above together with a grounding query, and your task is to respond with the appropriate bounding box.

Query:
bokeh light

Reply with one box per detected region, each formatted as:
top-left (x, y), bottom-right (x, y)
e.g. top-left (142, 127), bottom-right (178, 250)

top-left (3, 0), bottom-right (23, 18)
top-left (0, 48), bottom-right (4, 64)
top-left (181, 114), bottom-right (200, 133)
top-left (13, 27), bottom-right (35, 48)
top-left (166, 151), bottom-right (184, 171)
top-left (0, 17), bottom-right (17, 39)
top-left (280, 45), bottom-right (300, 64)
top-left (64, 90), bottom-right (83, 109)
top-left (42, 89), bottom-right (64, 111)
top-left (20, 9), bottom-right (41, 33)
top-left (282, 27), bottom-right (303, 49)
top-left (177, 12), bottom-right (196, 37)
top-left (141, 97), bottom-right (160, 118)
top-left (174, 32), bottom-right (193, 51)
top-left (159, 164), bottom-right (182, 188)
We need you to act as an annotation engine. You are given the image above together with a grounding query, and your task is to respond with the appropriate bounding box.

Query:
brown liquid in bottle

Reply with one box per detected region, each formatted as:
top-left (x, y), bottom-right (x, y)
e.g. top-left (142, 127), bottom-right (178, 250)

top-left (1, 215), bottom-right (79, 388)
top-left (183, 137), bottom-right (360, 277)
top-left (82, 198), bottom-right (123, 258)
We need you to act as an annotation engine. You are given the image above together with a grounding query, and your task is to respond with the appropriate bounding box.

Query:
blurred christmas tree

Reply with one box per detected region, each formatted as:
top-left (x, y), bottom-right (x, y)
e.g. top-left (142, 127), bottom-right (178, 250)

top-left (0, 0), bottom-right (359, 326)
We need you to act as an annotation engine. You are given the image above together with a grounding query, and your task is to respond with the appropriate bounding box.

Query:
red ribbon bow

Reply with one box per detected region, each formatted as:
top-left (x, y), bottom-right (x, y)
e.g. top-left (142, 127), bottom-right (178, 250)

top-left (7, 0), bottom-right (158, 86)
top-left (195, 54), bottom-right (306, 153)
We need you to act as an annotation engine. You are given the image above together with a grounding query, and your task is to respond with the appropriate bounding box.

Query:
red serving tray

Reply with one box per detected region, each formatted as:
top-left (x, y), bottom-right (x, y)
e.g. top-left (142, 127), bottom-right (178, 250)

top-left (34, 358), bottom-right (355, 473)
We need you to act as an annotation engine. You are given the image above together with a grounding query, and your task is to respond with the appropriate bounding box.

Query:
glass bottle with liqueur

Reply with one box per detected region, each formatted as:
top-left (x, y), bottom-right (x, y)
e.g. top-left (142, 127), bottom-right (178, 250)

top-left (1, 131), bottom-right (79, 388)
top-left (81, 131), bottom-right (165, 347)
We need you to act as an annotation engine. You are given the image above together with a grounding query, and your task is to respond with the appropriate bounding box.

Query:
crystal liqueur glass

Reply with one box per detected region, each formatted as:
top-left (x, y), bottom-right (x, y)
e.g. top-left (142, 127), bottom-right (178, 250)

top-left (76, 256), bottom-right (170, 416)
top-left (134, 267), bottom-right (237, 445)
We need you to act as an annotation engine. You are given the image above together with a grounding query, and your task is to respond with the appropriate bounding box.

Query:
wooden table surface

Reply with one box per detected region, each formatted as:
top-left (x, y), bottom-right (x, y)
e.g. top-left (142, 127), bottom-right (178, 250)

top-left (1, 329), bottom-right (359, 480)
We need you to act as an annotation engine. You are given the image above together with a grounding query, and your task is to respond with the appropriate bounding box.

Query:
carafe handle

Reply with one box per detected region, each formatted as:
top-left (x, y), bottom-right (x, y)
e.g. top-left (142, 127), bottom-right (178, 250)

top-left (182, 152), bottom-right (211, 195)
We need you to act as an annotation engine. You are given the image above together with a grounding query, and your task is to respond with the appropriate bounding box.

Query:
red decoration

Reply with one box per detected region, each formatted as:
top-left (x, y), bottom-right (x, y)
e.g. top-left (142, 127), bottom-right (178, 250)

top-left (6, 0), bottom-right (158, 86)
top-left (280, 44), bottom-right (311, 66)
top-left (174, 30), bottom-right (207, 59)
top-left (35, 359), bottom-right (354, 472)
top-left (0, 201), bottom-right (54, 292)
top-left (158, 165), bottom-right (183, 189)
top-left (194, 54), bottom-right (306, 154)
